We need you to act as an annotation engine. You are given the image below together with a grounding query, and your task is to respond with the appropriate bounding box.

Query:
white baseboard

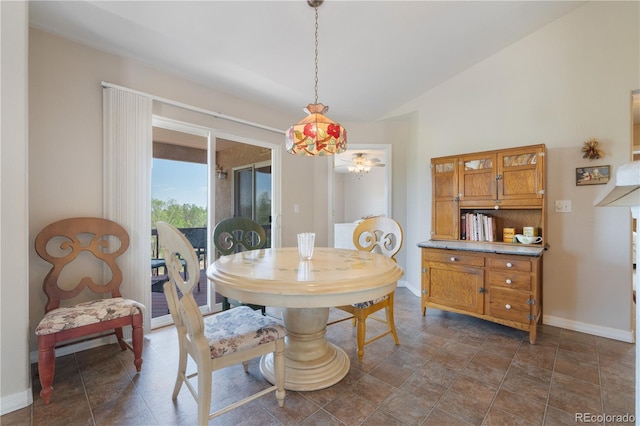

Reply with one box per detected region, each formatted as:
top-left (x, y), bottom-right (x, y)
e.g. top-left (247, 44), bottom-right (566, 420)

top-left (397, 280), bottom-right (420, 297)
top-left (393, 284), bottom-right (634, 343)
top-left (28, 335), bottom-right (116, 364)
top-left (0, 388), bottom-right (32, 416)
top-left (543, 314), bottom-right (634, 343)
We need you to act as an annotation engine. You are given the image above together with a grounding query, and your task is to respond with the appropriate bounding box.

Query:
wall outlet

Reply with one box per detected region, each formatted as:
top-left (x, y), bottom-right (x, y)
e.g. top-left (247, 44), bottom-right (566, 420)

top-left (555, 200), bottom-right (571, 213)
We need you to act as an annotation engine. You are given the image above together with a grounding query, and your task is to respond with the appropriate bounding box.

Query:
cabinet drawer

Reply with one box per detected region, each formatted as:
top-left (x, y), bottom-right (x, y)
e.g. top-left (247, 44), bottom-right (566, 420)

top-left (489, 288), bottom-right (532, 324)
top-left (487, 257), bottom-right (531, 272)
top-left (488, 270), bottom-right (532, 291)
top-left (423, 250), bottom-right (485, 267)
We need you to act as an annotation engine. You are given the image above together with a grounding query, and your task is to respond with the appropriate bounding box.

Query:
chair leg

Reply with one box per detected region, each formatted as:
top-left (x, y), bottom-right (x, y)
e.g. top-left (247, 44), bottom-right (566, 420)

top-left (172, 337), bottom-right (187, 400)
top-left (132, 314), bottom-right (144, 372)
top-left (196, 363), bottom-right (213, 426)
top-left (274, 339), bottom-right (286, 407)
top-left (114, 327), bottom-right (128, 351)
top-left (37, 335), bottom-right (56, 404)
top-left (355, 310), bottom-right (367, 362)
top-left (386, 294), bottom-right (400, 345)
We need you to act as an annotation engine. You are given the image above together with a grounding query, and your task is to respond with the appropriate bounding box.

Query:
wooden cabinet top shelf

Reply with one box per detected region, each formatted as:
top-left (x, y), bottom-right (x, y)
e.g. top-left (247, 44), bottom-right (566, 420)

top-left (418, 239), bottom-right (545, 257)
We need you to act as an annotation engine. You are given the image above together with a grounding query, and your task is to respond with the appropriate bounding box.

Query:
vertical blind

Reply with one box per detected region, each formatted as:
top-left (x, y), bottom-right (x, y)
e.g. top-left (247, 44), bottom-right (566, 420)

top-left (103, 87), bottom-right (153, 333)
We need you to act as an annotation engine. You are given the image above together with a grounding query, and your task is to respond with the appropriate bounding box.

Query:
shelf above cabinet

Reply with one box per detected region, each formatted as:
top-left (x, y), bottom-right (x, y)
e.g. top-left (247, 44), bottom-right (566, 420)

top-left (418, 240), bottom-right (544, 257)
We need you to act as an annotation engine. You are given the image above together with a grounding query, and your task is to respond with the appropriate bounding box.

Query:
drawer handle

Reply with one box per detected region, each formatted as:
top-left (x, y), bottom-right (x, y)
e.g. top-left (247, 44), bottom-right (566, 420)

top-left (506, 262), bottom-right (513, 268)
top-left (505, 279), bottom-right (512, 285)
top-left (450, 257), bottom-right (456, 262)
top-left (505, 304), bottom-right (511, 310)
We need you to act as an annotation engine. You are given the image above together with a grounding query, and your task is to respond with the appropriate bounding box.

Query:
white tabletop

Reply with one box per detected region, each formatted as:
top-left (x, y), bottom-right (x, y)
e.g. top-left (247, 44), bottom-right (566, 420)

top-left (207, 247), bottom-right (404, 308)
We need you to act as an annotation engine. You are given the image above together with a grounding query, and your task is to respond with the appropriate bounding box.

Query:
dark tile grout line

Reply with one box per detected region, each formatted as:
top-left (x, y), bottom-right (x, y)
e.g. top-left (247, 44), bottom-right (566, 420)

top-left (541, 338), bottom-right (560, 426)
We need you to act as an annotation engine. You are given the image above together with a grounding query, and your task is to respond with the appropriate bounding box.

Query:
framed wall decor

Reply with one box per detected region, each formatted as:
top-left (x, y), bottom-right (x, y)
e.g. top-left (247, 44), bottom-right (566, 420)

top-left (576, 165), bottom-right (610, 186)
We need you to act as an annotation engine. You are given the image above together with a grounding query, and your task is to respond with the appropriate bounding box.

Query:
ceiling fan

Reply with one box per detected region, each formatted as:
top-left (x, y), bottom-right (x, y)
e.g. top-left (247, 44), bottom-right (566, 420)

top-left (339, 152), bottom-right (385, 175)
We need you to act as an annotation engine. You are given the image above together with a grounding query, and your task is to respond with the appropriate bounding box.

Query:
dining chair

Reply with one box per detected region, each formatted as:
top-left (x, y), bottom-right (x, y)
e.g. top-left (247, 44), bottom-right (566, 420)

top-left (329, 216), bottom-right (403, 362)
top-left (156, 221), bottom-right (286, 425)
top-left (34, 217), bottom-right (144, 404)
top-left (212, 217), bottom-right (267, 314)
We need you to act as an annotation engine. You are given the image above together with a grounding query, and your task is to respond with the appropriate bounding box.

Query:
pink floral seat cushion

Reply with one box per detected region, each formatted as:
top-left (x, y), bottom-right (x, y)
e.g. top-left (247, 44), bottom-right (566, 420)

top-left (35, 297), bottom-right (145, 336)
top-left (353, 294), bottom-right (388, 309)
top-left (203, 306), bottom-right (287, 359)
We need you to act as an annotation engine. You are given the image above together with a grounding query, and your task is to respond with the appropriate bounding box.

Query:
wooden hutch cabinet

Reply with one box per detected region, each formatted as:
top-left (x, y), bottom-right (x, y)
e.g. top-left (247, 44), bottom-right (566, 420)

top-left (420, 144), bottom-right (546, 344)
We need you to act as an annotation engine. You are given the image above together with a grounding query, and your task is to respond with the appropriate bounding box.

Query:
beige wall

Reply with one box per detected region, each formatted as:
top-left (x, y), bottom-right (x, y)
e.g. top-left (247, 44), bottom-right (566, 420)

top-left (1, 0), bottom-right (31, 414)
top-left (394, 1), bottom-right (639, 337)
top-left (341, 167), bottom-right (387, 222)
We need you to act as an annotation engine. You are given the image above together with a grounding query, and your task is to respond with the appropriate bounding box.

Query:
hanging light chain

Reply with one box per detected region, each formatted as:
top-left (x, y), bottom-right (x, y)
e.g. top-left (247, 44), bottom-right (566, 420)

top-left (314, 5), bottom-right (319, 104)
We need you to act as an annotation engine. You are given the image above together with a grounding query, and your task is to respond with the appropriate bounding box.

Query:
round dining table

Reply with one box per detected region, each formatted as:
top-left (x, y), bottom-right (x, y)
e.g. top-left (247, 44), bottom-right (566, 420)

top-left (206, 247), bottom-right (404, 391)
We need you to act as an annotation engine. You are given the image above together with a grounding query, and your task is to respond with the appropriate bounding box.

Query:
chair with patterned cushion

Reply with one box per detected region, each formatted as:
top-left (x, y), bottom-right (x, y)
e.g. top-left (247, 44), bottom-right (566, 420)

top-left (157, 221), bottom-right (286, 425)
top-left (34, 217), bottom-right (144, 404)
top-left (212, 217), bottom-right (267, 313)
top-left (328, 217), bottom-right (403, 362)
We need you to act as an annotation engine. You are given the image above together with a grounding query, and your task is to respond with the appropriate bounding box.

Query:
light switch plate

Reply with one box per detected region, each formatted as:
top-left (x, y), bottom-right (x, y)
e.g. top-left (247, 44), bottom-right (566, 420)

top-left (555, 200), bottom-right (571, 212)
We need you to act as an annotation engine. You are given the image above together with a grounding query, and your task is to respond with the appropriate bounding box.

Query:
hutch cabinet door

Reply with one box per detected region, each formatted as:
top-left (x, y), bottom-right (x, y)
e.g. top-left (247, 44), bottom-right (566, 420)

top-left (424, 263), bottom-right (484, 314)
top-left (497, 145), bottom-right (545, 206)
top-left (458, 153), bottom-right (497, 206)
top-left (431, 156), bottom-right (459, 240)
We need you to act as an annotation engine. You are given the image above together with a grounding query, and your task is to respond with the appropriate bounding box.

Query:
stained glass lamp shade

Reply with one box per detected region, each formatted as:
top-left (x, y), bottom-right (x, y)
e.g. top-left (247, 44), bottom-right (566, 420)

top-left (286, 103), bottom-right (347, 156)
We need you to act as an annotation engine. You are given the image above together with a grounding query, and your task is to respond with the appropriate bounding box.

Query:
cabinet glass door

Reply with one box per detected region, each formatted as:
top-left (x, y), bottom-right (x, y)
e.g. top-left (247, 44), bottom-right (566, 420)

top-left (431, 157), bottom-right (458, 240)
top-left (497, 146), bottom-right (544, 204)
top-left (458, 154), bottom-right (496, 203)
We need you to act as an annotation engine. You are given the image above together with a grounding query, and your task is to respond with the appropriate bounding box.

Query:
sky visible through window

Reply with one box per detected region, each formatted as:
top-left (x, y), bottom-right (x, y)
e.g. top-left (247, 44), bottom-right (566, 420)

top-left (152, 159), bottom-right (207, 207)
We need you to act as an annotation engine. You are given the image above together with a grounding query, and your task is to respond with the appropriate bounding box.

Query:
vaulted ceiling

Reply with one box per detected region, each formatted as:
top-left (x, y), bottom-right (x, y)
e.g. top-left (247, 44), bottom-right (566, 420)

top-left (29, 1), bottom-right (585, 122)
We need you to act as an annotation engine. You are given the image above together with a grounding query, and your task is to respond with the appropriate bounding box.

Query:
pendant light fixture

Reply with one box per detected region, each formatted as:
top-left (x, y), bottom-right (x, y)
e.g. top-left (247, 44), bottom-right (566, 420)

top-left (286, 0), bottom-right (347, 156)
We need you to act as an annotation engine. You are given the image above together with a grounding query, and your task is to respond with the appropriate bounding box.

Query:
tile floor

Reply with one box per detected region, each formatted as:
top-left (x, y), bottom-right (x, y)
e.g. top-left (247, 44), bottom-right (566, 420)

top-left (2, 288), bottom-right (635, 425)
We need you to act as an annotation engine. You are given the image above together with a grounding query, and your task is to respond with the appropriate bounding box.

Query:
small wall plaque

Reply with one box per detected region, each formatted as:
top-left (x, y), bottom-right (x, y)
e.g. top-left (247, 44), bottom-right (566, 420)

top-left (576, 165), bottom-right (610, 186)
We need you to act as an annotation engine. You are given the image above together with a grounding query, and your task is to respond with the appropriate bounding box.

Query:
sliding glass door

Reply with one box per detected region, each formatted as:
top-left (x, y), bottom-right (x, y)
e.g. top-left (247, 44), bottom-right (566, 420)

top-left (150, 127), bottom-right (209, 324)
top-left (234, 161), bottom-right (272, 247)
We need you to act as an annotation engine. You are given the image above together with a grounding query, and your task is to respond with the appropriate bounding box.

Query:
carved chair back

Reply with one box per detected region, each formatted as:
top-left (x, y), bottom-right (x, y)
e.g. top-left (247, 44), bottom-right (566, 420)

top-left (352, 217), bottom-right (403, 261)
top-left (35, 217), bottom-right (129, 313)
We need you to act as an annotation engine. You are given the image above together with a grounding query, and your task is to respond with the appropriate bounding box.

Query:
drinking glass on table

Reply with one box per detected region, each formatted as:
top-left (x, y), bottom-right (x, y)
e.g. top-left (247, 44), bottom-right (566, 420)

top-left (297, 232), bottom-right (315, 260)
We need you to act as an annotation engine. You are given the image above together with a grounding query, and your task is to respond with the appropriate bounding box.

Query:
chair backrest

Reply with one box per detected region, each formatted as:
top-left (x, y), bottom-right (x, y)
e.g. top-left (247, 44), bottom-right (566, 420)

top-left (352, 217), bottom-right (403, 261)
top-left (213, 217), bottom-right (266, 255)
top-left (156, 221), bottom-right (203, 333)
top-left (34, 217), bottom-right (129, 313)
top-left (156, 222), bottom-right (200, 297)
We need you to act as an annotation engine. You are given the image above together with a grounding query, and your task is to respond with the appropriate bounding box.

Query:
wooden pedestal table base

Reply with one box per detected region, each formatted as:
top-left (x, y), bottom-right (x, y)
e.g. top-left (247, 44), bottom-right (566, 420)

top-left (260, 307), bottom-right (349, 391)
